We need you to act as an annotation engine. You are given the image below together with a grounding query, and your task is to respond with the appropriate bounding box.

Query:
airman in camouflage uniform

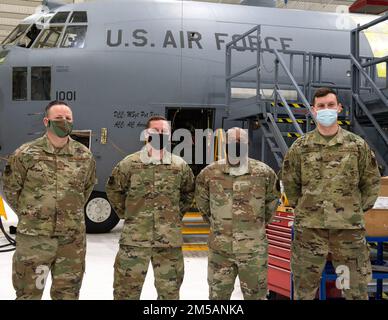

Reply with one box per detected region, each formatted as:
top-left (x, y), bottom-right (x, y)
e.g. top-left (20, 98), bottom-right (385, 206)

top-left (2, 101), bottom-right (96, 300)
top-left (195, 128), bottom-right (279, 300)
top-left (106, 116), bottom-right (194, 300)
top-left (282, 88), bottom-right (381, 300)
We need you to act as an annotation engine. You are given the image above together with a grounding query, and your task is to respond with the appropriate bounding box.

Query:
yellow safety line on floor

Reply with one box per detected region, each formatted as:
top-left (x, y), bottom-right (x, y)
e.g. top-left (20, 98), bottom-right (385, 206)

top-left (182, 244), bottom-right (209, 251)
top-left (184, 212), bottom-right (203, 218)
top-left (182, 228), bottom-right (210, 235)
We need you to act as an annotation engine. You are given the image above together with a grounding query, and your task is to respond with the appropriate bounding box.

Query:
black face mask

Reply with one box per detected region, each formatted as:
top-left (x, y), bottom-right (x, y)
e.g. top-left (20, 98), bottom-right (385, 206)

top-left (148, 133), bottom-right (169, 150)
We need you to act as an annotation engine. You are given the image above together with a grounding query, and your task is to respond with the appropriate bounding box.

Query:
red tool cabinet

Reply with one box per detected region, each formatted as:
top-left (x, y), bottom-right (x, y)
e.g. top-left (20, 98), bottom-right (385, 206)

top-left (266, 210), bottom-right (342, 299)
top-left (266, 210), bottom-right (294, 298)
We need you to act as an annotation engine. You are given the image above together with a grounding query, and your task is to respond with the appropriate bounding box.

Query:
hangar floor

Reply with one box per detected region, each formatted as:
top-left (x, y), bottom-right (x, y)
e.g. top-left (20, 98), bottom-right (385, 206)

top-left (2, 203), bottom-right (387, 300)
top-left (0, 204), bottom-right (244, 300)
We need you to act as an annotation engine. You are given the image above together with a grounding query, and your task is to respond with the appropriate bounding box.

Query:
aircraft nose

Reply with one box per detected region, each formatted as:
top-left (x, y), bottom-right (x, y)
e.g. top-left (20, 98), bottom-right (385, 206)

top-left (0, 49), bottom-right (9, 64)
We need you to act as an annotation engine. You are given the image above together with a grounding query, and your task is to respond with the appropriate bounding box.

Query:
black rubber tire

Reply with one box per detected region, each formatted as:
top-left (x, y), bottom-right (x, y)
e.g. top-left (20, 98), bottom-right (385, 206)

top-left (84, 191), bottom-right (120, 234)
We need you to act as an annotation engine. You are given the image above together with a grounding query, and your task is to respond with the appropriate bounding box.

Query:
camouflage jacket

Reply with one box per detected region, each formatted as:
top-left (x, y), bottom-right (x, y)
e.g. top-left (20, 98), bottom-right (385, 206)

top-left (2, 135), bottom-right (96, 236)
top-left (195, 158), bottom-right (279, 254)
top-left (106, 148), bottom-right (195, 247)
top-left (282, 127), bottom-right (381, 229)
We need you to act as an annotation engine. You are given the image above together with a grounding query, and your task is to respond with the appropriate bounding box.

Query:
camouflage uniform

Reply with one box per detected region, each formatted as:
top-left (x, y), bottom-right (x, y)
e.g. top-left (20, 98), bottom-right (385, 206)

top-left (282, 127), bottom-right (381, 300)
top-left (195, 158), bottom-right (279, 300)
top-left (2, 134), bottom-right (96, 300)
top-left (106, 148), bottom-right (194, 300)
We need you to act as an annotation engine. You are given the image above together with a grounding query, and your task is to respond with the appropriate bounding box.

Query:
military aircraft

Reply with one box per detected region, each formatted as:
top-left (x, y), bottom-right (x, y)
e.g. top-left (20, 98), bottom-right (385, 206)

top-left (0, 0), bottom-right (387, 233)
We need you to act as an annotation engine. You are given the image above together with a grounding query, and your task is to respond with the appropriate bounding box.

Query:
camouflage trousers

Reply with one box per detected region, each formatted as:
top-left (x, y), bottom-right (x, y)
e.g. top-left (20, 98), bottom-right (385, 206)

top-left (113, 246), bottom-right (184, 300)
top-left (291, 227), bottom-right (372, 300)
top-left (12, 233), bottom-right (86, 300)
top-left (208, 248), bottom-right (268, 300)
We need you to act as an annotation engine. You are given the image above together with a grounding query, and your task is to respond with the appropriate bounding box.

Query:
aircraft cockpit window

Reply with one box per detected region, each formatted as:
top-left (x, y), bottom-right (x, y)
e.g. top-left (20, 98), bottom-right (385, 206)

top-left (60, 26), bottom-right (87, 48)
top-left (50, 11), bottom-right (70, 24)
top-left (33, 26), bottom-right (64, 49)
top-left (31, 67), bottom-right (51, 101)
top-left (1, 24), bottom-right (31, 46)
top-left (69, 11), bottom-right (87, 23)
top-left (12, 67), bottom-right (28, 101)
top-left (23, 24), bottom-right (41, 48)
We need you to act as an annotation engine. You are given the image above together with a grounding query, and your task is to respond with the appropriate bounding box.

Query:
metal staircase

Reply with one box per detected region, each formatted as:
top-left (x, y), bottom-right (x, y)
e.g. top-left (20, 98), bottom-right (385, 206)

top-left (225, 15), bottom-right (388, 175)
top-left (350, 14), bottom-right (388, 174)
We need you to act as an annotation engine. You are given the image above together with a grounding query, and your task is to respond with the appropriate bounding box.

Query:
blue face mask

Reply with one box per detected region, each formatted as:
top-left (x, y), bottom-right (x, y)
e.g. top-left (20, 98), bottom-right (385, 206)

top-left (316, 109), bottom-right (338, 127)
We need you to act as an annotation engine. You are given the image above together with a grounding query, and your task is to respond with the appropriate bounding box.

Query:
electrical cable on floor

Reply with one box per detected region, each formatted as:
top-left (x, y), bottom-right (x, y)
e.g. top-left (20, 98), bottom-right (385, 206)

top-left (0, 217), bottom-right (16, 253)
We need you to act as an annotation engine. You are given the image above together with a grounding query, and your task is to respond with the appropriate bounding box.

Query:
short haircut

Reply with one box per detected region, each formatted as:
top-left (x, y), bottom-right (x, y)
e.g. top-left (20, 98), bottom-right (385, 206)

top-left (45, 100), bottom-right (71, 117)
top-left (313, 87), bottom-right (338, 105)
top-left (146, 115), bottom-right (168, 129)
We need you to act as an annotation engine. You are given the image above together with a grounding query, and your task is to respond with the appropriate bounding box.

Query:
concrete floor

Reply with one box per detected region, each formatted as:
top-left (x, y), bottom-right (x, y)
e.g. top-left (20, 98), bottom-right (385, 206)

top-left (0, 203), bottom-right (243, 300)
